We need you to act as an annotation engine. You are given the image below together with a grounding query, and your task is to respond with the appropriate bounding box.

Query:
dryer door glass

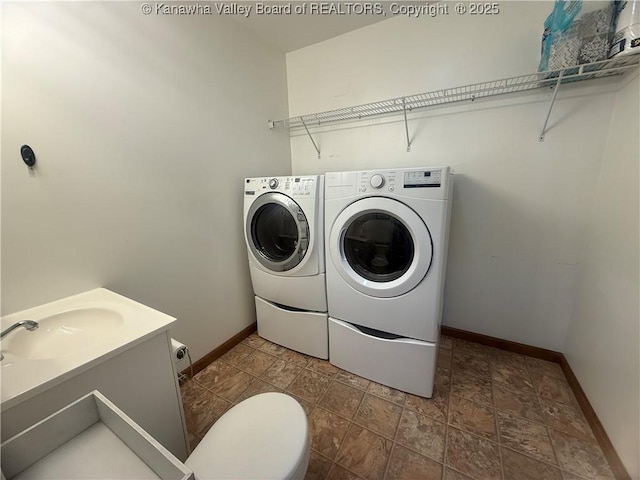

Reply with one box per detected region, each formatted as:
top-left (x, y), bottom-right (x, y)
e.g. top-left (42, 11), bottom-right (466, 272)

top-left (343, 212), bottom-right (414, 282)
top-left (247, 192), bottom-right (310, 272)
top-left (253, 203), bottom-right (298, 262)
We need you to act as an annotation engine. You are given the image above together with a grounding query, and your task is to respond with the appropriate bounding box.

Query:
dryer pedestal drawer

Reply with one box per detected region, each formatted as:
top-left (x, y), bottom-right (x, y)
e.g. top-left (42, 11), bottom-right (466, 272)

top-left (255, 297), bottom-right (328, 359)
top-left (328, 318), bottom-right (437, 398)
top-left (251, 269), bottom-right (327, 312)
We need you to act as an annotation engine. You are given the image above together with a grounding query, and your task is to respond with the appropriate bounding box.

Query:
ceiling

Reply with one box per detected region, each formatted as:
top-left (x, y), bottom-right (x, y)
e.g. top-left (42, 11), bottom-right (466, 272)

top-left (231, 9), bottom-right (392, 52)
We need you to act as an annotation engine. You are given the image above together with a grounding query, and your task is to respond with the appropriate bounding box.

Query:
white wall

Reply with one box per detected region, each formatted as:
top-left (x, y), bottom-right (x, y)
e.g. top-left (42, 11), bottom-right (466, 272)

top-left (564, 73), bottom-right (639, 479)
top-left (286, 1), bottom-right (620, 352)
top-left (1, 2), bottom-right (291, 361)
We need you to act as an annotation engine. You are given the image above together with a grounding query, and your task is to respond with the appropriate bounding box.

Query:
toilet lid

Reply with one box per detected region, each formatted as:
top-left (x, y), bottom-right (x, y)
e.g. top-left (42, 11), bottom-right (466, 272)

top-left (185, 392), bottom-right (308, 480)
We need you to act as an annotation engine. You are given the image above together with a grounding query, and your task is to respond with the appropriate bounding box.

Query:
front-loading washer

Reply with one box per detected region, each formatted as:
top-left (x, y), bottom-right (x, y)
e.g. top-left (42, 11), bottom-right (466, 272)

top-left (324, 167), bottom-right (453, 397)
top-left (244, 175), bottom-right (328, 359)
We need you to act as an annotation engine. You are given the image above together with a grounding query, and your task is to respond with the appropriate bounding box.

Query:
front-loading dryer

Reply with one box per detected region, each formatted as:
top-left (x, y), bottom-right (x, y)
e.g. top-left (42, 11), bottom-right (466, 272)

top-left (325, 167), bottom-right (453, 396)
top-left (244, 175), bottom-right (328, 358)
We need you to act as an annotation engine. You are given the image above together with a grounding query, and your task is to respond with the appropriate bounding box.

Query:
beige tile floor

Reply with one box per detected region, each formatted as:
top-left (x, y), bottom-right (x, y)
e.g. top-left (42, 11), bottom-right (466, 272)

top-left (180, 333), bottom-right (616, 480)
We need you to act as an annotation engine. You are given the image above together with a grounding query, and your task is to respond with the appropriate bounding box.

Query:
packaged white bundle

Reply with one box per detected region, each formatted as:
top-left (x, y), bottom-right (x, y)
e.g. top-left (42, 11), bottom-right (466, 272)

top-left (608, 0), bottom-right (640, 57)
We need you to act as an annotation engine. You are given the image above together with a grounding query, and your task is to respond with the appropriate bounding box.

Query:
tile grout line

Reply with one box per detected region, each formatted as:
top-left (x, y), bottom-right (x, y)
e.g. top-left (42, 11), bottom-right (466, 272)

top-left (281, 356), bottom-right (308, 394)
top-left (381, 391), bottom-right (407, 480)
top-left (311, 373), bottom-right (353, 472)
top-left (500, 445), bottom-right (569, 473)
top-left (439, 359), bottom-right (449, 480)
top-left (332, 377), bottom-right (370, 479)
top-left (497, 439), bottom-right (506, 480)
top-left (523, 357), bottom-right (566, 473)
top-left (491, 378), bottom-right (506, 480)
top-left (442, 339), bottom-right (457, 477)
top-left (306, 362), bottom-right (354, 478)
top-left (449, 340), bottom-right (503, 478)
top-left (443, 344), bottom-right (455, 477)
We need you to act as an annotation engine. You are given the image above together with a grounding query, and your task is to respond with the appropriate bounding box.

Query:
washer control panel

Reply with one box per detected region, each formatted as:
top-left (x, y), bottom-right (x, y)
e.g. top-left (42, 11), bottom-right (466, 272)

top-left (245, 176), bottom-right (317, 197)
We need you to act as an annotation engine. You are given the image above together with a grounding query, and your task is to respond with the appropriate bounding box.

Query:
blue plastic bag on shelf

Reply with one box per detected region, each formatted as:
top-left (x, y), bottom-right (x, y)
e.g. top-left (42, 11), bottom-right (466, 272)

top-left (539, 0), bottom-right (620, 72)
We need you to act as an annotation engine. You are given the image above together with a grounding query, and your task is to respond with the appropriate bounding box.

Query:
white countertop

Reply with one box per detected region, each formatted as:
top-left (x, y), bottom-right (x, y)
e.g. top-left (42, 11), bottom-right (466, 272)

top-left (1, 288), bottom-right (176, 411)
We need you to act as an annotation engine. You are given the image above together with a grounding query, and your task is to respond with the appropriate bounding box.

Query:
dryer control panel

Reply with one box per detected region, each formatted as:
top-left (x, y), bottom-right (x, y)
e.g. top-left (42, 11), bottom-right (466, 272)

top-left (358, 171), bottom-right (397, 193)
top-left (245, 176), bottom-right (319, 197)
top-left (404, 169), bottom-right (442, 188)
top-left (357, 169), bottom-right (444, 194)
top-left (326, 167), bottom-right (450, 200)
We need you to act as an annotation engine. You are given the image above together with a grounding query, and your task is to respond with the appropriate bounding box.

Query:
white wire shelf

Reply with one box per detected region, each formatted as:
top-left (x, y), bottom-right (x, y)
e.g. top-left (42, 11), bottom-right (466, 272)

top-left (269, 56), bottom-right (639, 135)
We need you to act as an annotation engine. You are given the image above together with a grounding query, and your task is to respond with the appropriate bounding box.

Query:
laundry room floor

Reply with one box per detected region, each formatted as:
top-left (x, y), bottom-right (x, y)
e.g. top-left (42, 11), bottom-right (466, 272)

top-left (180, 333), bottom-right (615, 480)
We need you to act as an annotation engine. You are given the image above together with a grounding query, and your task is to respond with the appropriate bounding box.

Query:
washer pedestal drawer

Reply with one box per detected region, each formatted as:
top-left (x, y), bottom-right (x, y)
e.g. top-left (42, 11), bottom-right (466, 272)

top-left (328, 318), bottom-right (437, 398)
top-left (255, 297), bottom-right (328, 359)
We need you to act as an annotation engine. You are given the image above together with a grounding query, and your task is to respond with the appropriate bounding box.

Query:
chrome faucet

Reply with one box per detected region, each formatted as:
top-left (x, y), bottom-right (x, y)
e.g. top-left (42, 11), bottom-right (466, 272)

top-left (1, 320), bottom-right (39, 339)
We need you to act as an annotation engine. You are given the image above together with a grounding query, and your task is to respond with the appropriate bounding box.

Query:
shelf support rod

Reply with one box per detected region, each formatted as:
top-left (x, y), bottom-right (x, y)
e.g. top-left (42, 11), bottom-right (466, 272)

top-left (301, 117), bottom-right (320, 159)
top-left (403, 97), bottom-right (411, 152)
top-left (539, 71), bottom-right (564, 142)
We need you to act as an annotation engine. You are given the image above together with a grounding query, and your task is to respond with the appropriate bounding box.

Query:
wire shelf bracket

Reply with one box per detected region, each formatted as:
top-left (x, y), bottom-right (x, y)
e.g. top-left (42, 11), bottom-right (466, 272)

top-left (269, 56), bottom-right (639, 150)
top-left (539, 71), bottom-right (564, 142)
top-left (301, 117), bottom-right (321, 159)
top-left (403, 97), bottom-right (411, 152)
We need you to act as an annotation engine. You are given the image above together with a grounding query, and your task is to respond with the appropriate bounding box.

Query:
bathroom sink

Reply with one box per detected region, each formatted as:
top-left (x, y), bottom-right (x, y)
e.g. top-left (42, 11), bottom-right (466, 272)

top-left (3, 308), bottom-right (124, 360)
top-left (1, 288), bottom-right (177, 415)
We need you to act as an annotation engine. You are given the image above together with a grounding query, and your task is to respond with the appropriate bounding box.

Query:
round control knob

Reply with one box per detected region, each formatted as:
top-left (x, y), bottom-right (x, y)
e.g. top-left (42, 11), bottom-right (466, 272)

top-left (370, 174), bottom-right (385, 189)
top-left (268, 178), bottom-right (279, 189)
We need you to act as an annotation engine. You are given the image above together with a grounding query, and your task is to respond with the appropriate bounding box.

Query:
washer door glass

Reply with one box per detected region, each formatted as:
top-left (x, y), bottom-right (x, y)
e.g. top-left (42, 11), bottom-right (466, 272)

top-left (344, 213), bottom-right (414, 282)
top-left (247, 192), bottom-right (309, 272)
top-left (329, 197), bottom-right (432, 298)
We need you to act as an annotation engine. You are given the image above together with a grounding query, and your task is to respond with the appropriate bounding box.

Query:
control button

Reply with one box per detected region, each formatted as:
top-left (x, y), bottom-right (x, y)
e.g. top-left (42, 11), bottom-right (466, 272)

top-left (389, 186), bottom-right (394, 192)
top-left (268, 178), bottom-right (279, 189)
top-left (370, 174), bottom-right (385, 189)
top-left (360, 186), bottom-right (367, 192)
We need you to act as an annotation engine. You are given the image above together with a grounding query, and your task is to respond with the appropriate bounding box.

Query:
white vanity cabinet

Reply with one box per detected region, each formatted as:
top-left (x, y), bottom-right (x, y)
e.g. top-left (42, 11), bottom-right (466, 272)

top-left (1, 332), bottom-right (189, 460)
top-left (0, 289), bottom-right (189, 461)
